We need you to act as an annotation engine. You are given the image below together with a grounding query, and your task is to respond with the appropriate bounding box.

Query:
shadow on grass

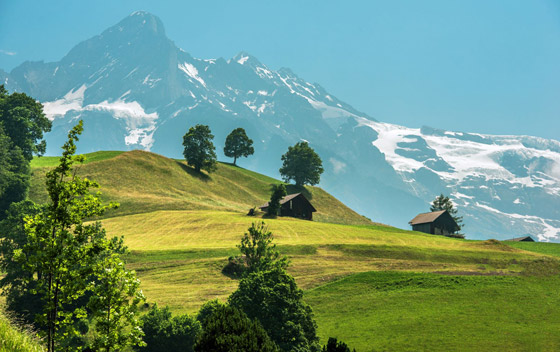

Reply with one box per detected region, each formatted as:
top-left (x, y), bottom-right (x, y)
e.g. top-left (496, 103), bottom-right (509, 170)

top-left (175, 160), bottom-right (211, 182)
top-left (284, 184), bottom-right (313, 200)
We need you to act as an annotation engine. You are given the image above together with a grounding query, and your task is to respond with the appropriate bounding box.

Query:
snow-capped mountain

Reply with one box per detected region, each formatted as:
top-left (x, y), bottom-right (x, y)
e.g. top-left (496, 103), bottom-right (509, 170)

top-left (2, 11), bottom-right (559, 241)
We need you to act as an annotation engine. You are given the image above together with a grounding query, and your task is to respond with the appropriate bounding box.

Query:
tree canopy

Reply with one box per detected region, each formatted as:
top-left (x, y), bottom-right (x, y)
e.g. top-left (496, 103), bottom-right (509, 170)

top-left (0, 85), bottom-right (52, 161)
top-left (194, 305), bottom-right (278, 352)
top-left (237, 222), bottom-right (288, 274)
top-left (224, 128), bottom-right (254, 166)
top-left (430, 193), bottom-right (464, 234)
top-left (229, 267), bottom-right (320, 352)
top-left (279, 142), bottom-right (323, 186)
top-left (0, 86), bottom-right (51, 218)
top-left (267, 184), bottom-right (287, 216)
top-left (182, 124), bottom-right (217, 173)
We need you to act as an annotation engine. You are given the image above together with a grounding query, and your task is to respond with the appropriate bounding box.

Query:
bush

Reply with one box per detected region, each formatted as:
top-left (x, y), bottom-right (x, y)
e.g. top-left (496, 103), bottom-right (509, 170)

top-left (221, 256), bottom-right (246, 278)
top-left (322, 337), bottom-right (356, 352)
top-left (194, 305), bottom-right (278, 352)
top-left (138, 304), bottom-right (201, 352)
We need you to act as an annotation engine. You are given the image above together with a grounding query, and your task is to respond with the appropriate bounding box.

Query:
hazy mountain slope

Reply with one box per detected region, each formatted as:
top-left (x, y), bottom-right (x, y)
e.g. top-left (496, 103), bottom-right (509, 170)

top-left (4, 11), bottom-right (559, 241)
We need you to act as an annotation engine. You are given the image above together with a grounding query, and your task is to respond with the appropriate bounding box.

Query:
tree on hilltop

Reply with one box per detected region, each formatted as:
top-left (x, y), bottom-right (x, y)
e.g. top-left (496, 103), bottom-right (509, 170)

top-left (182, 124), bottom-right (217, 173)
top-left (279, 141), bottom-right (323, 187)
top-left (224, 128), bottom-right (254, 166)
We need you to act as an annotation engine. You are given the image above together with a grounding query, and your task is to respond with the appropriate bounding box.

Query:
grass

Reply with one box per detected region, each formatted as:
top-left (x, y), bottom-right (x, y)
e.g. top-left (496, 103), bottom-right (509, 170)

top-left (504, 241), bottom-right (560, 257)
top-left (30, 150), bottom-right (124, 168)
top-left (0, 311), bottom-right (44, 352)
top-left (306, 271), bottom-right (560, 351)
top-left (25, 150), bottom-right (560, 350)
top-left (30, 150), bottom-right (372, 226)
top-left (109, 210), bottom-right (550, 313)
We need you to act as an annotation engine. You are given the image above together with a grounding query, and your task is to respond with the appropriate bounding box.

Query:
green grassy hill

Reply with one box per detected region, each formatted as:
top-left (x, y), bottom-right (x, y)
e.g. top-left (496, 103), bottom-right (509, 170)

top-left (26, 150), bottom-right (560, 351)
top-left (29, 150), bottom-right (372, 225)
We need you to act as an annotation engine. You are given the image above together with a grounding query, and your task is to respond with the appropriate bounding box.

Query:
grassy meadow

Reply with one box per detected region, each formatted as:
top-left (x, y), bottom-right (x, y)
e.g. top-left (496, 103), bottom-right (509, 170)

top-left (18, 150), bottom-right (560, 350)
top-left (0, 312), bottom-right (44, 352)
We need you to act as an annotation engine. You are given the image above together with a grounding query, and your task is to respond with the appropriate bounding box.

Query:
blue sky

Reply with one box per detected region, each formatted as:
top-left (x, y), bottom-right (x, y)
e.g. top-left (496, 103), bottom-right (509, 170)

top-left (1, 0), bottom-right (559, 140)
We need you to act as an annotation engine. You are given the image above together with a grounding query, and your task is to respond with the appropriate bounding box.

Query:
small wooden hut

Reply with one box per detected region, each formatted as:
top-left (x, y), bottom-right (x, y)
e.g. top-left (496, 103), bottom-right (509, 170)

top-left (409, 210), bottom-right (459, 236)
top-left (508, 235), bottom-right (535, 242)
top-left (260, 193), bottom-right (316, 220)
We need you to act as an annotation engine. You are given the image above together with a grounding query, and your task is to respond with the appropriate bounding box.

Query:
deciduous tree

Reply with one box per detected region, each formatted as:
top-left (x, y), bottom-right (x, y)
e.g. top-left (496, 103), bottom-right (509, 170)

top-left (267, 184), bottom-right (286, 216)
top-left (237, 222), bottom-right (288, 274)
top-left (15, 121), bottom-right (143, 351)
top-left (194, 305), bottom-right (278, 352)
top-left (279, 142), bottom-right (323, 186)
top-left (229, 267), bottom-right (320, 352)
top-left (182, 124), bottom-right (217, 173)
top-left (224, 128), bottom-right (254, 166)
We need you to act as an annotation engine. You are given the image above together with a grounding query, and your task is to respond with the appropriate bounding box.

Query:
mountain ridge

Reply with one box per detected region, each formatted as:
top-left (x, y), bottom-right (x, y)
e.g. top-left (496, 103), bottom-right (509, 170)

top-left (3, 11), bottom-right (559, 241)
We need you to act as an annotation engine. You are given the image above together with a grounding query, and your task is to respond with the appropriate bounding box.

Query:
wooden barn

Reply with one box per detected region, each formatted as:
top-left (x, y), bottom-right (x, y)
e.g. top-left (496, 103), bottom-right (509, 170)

top-left (409, 210), bottom-right (460, 236)
top-left (508, 235), bottom-right (535, 242)
top-left (260, 193), bottom-right (316, 220)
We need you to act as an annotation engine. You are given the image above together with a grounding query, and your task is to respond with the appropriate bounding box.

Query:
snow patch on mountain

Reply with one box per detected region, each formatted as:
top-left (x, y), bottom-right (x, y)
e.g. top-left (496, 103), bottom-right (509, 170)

top-left (42, 84), bottom-right (87, 120)
top-left (476, 202), bottom-right (560, 241)
top-left (178, 62), bottom-right (206, 88)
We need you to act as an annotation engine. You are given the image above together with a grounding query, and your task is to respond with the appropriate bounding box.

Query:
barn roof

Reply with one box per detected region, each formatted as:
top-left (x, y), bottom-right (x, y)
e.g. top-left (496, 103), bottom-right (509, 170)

top-left (408, 210), bottom-right (448, 225)
top-left (259, 193), bottom-right (316, 212)
top-left (509, 235), bottom-right (535, 242)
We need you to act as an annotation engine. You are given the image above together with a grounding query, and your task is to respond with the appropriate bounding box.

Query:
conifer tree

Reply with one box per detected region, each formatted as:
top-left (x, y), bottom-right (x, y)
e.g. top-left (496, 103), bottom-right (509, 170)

top-left (430, 193), bottom-right (464, 233)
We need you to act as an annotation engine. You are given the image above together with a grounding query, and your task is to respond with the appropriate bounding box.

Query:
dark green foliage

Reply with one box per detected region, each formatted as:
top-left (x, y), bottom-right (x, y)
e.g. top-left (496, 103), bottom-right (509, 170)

top-left (138, 304), bottom-right (201, 352)
top-left (222, 256), bottom-right (246, 278)
top-left (224, 127), bottom-right (254, 166)
top-left (279, 141), bottom-right (324, 186)
top-left (237, 222), bottom-right (288, 274)
top-left (267, 184), bottom-right (287, 216)
top-left (430, 193), bottom-right (464, 236)
top-left (0, 200), bottom-right (43, 326)
top-left (0, 85), bottom-right (52, 161)
top-left (0, 127), bottom-right (29, 217)
top-left (14, 121), bottom-right (143, 351)
top-left (322, 337), bottom-right (355, 352)
top-left (229, 267), bottom-right (320, 352)
top-left (196, 299), bottom-right (226, 329)
top-left (182, 124), bottom-right (217, 173)
top-left (194, 305), bottom-right (278, 352)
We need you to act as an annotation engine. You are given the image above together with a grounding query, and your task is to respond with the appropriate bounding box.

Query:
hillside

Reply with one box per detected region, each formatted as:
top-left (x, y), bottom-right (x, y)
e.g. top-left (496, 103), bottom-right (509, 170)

top-left (26, 149), bottom-right (560, 351)
top-left (5, 11), bottom-right (559, 240)
top-left (29, 150), bottom-right (372, 226)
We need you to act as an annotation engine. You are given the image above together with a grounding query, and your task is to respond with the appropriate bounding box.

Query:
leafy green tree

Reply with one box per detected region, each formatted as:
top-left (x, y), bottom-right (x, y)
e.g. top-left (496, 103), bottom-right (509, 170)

top-left (430, 193), bottom-right (464, 235)
top-left (88, 247), bottom-right (146, 351)
top-left (182, 124), bottom-right (217, 173)
top-left (196, 299), bottom-right (226, 329)
top-left (229, 267), bottom-right (320, 352)
top-left (194, 305), bottom-right (278, 352)
top-left (138, 304), bottom-right (201, 352)
top-left (237, 222), bottom-right (288, 274)
top-left (279, 141), bottom-right (324, 186)
top-left (14, 121), bottom-right (143, 351)
top-left (267, 184), bottom-right (287, 216)
top-left (0, 200), bottom-right (43, 325)
top-left (0, 85), bottom-right (52, 161)
top-left (0, 86), bottom-right (51, 218)
top-left (322, 337), bottom-right (355, 352)
top-left (0, 127), bottom-right (29, 217)
top-left (224, 128), bottom-right (254, 166)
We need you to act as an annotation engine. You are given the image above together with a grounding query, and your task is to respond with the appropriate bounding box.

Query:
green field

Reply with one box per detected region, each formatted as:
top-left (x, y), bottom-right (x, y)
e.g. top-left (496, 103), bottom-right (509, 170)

top-left (22, 150), bottom-right (560, 350)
